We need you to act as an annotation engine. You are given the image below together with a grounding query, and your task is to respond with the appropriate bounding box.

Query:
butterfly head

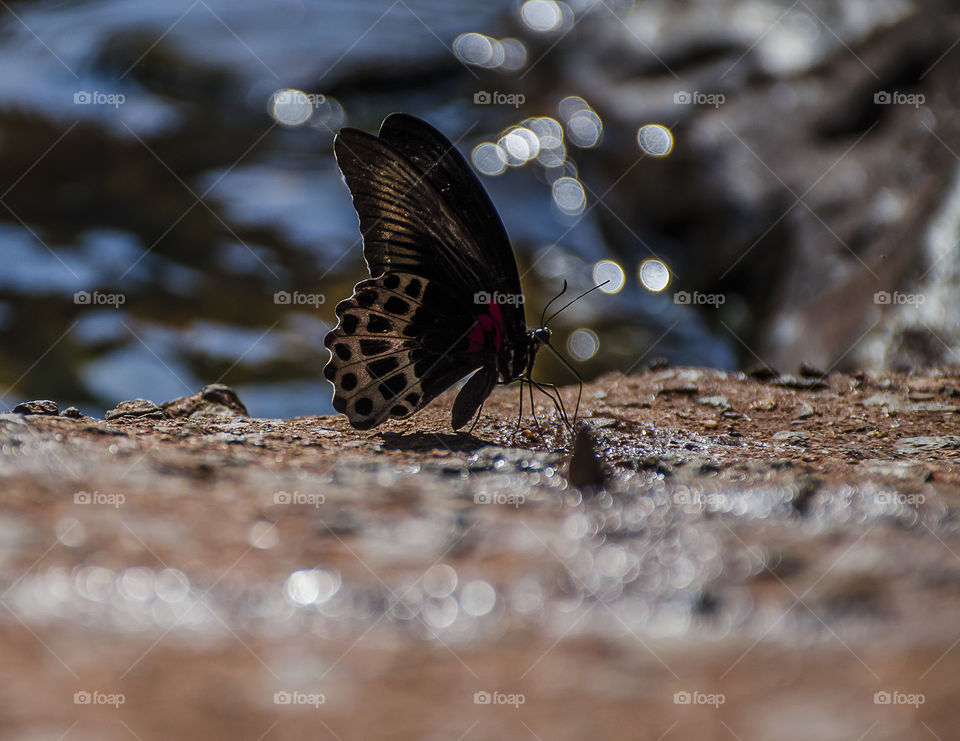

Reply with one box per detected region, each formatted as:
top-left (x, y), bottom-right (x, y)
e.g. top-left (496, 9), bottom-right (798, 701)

top-left (529, 326), bottom-right (552, 347)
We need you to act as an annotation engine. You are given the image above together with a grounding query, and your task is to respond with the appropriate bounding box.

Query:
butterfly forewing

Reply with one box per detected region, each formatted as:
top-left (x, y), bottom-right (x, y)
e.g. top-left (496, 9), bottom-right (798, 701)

top-left (377, 114), bottom-right (524, 313)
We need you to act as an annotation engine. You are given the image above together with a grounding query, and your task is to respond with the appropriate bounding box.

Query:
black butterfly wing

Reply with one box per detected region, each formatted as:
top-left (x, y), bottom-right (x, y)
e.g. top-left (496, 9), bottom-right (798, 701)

top-left (325, 115), bottom-right (528, 430)
top-left (376, 113), bottom-right (524, 313)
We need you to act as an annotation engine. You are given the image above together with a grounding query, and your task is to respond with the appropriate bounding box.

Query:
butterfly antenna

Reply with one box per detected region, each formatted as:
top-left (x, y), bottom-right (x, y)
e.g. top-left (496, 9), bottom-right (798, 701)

top-left (539, 280), bottom-right (569, 328)
top-left (544, 280), bottom-right (611, 326)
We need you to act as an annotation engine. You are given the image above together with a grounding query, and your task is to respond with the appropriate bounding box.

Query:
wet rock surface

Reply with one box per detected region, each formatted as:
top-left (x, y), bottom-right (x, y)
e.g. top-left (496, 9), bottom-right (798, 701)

top-left (2, 369), bottom-right (960, 739)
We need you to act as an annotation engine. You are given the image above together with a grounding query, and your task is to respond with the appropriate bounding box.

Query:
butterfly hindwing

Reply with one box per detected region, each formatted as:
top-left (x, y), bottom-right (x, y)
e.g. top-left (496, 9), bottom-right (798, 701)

top-left (324, 271), bottom-right (486, 430)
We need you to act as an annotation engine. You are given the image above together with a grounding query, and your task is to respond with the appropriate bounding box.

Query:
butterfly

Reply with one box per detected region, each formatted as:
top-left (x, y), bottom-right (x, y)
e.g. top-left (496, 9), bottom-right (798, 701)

top-left (323, 113), bottom-right (565, 432)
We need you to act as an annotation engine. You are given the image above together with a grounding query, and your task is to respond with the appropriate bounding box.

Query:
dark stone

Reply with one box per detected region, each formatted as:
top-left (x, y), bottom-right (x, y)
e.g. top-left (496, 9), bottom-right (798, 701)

top-left (12, 400), bottom-right (59, 415)
top-left (105, 399), bottom-right (166, 420)
top-left (162, 384), bottom-right (249, 420)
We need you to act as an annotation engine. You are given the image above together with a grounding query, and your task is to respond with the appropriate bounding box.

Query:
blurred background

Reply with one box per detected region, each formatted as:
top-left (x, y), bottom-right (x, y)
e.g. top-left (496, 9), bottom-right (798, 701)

top-left (0, 0), bottom-right (958, 418)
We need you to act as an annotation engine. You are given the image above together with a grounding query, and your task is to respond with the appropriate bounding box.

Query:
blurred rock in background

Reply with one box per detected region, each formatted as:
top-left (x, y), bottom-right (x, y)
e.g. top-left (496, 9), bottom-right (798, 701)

top-left (0, 0), bottom-right (958, 417)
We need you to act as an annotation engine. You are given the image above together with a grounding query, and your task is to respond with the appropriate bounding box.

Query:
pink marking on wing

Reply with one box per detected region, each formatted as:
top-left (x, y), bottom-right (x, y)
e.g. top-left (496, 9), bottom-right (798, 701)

top-left (467, 301), bottom-right (504, 356)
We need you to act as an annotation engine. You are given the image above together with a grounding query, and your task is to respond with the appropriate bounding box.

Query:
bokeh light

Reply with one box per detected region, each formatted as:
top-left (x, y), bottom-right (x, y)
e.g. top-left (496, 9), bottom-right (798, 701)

top-left (639, 258), bottom-right (671, 292)
top-left (552, 176), bottom-right (586, 215)
top-left (453, 32), bottom-right (505, 68)
top-left (284, 568), bottom-right (341, 606)
top-left (461, 580), bottom-right (496, 617)
top-left (268, 89), bottom-right (344, 130)
top-left (566, 109), bottom-right (603, 148)
top-left (500, 38), bottom-right (528, 70)
top-left (637, 124), bottom-right (674, 157)
top-left (499, 126), bottom-right (540, 166)
top-left (472, 142), bottom-right (508, 175)
top-left (269, 88), bottom-right (314, 126)
top-left (521, 0), bottom-right (565, 32)
top-left (567, 328), bottom-right (599, 361)
top-left (423, 564), bottom-right (458, 598)
top-left (593, 260), bottom-right (625, 293)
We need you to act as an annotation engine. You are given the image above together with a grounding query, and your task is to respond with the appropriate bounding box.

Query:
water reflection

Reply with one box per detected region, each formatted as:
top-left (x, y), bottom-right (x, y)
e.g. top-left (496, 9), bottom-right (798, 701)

top-left (637, 124), bottom-right (674, 156)
top-left (639, 258), bottom-right (671, 293)
top-left (0, 0), bottom-right (739, 415)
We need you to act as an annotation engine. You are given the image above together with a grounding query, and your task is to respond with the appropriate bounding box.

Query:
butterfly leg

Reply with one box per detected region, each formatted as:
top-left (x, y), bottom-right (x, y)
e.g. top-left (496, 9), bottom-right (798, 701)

top-left (526, 377), bottom-right (544, 437)
top-left (540, 344), bottom-right (583, 427)
top-left (527, 378), bottom-right (572, 430)
top-left (512, 379), bottom-right (525, 442)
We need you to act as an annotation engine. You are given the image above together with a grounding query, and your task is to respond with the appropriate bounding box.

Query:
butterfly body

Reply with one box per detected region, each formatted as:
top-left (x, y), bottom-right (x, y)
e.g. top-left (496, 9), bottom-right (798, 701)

top-left (323, 113), bottom-right (549, 431)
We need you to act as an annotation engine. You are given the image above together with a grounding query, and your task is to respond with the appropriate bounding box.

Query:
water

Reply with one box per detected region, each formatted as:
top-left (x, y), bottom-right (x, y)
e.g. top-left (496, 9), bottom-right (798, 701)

top-left (0, 0), bottom-right (743, 417)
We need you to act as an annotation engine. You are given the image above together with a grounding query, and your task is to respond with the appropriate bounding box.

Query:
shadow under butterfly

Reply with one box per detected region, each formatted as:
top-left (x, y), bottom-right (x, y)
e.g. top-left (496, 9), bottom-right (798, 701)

top-left (323, 113), bottom-right (601, 435)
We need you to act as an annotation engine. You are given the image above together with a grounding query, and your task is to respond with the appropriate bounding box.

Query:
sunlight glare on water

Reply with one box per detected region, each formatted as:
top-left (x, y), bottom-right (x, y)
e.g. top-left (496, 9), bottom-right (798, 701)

top-left (637, 124), bottom-right (674, 156)
top-left (454, 33), bottom-right (527, 70)
top-left (552, 176), bottom-right (586, 215)
top-left (499, 127), bottom-right (540, 165)
top-left (639, 258), bottom-right (671, 292)
top-left (521, 0), bottom-right (566, 32)
top-left (559, 97), bottom-right (603, 149)
top-left (568, 328), bottom-right (599, 361)
top-left (472, 142), bottom-right (508, 176)
top-left (453, 32), bottom-right (504, 68)
top-left (593, 260), bottom-right (625, 293)
top-left (269, 89), bottom-right (313, 126)
top-left (268, 89), bottom-right (343, 130)
top-left (500, 38), bottom-right (528, 70)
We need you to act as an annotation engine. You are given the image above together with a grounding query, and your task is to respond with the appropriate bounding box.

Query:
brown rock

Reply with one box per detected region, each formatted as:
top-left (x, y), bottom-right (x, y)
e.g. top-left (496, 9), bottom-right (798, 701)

top-left (12, 400), bottom-right (58, 415)
top-left (161, 383), bottom-right (249, 420)
top-left (105, 398), bottom-right (166, 420)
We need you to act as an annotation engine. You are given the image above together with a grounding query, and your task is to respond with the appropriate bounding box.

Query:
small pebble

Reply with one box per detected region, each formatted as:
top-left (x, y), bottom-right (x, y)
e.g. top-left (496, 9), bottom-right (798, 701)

top-left (12, 400), bottom-right (58, 415)
top-left (105, 399), bottom-right (166, 421)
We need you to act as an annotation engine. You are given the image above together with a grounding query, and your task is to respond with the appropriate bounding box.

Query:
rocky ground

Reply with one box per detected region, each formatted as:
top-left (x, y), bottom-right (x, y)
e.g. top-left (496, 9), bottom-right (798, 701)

top-left (1, 367), bottom-right (960, 740)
